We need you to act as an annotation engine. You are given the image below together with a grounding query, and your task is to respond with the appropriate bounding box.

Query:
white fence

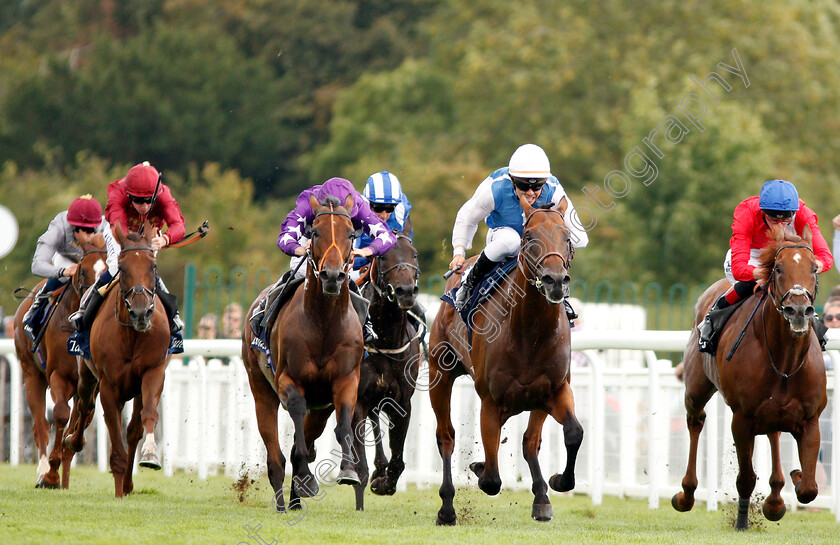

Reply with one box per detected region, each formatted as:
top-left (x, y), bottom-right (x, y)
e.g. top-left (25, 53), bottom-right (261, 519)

top-left (1, 330), bottom-right (838, 521)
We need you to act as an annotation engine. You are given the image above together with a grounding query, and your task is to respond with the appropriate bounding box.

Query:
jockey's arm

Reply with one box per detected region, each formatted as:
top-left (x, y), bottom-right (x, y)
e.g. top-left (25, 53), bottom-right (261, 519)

top-left (31, 216), bottom-right (66, 279)
top-left (451, 178), bottom-right (495, 266)
top-left (99, 219), bottom-right (120, 277)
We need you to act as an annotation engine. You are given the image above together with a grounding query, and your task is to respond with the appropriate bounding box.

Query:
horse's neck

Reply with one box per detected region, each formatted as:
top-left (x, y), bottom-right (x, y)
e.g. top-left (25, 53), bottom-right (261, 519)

top-left (762, 298), bottom-right (812, 370)
top-left (303, 273), bottom-right (349, 322)
top-left (370, 291), bottom-right (407, 343)
top-left (508, 267), bottom-right (563, 342)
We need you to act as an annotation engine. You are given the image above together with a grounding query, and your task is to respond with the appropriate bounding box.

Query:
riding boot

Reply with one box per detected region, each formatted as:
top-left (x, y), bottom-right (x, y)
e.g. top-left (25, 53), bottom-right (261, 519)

top-left (454, 252), bottom-right (496, 311)
top-left (70, 287), bottom-right (104, 332)
top-left (349, 280), bottom-right (377, 344)
top-left (564, 298), bottom-right (578, 325)
top-left (698, 281), bottom-right (755, 354)
top-left (408, 300), bottom-right (427, 330)
top-left (250, 270), bottom-right (293, 337)
top-left (155, 276), bottom-right (183, 335)
top-left (22, 279), bottom-right (62, 342)
top-left (813, 315), bottom-right (829, 351)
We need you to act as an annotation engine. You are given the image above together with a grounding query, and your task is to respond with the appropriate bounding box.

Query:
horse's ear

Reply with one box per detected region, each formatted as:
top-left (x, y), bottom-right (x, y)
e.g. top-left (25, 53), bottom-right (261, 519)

top-left (802, 224), bottom-right (813, 245)
top-left (309, 194), bottom-right (321, 213)
top-left (142, 220), bottom-right (155, 242)
top-left (518, 193), bottom-right (535, 217)
top-left (773, 224), bottom-right (786, 243)
top-left (556, 196), bottom-right (569, 217)
top-left (344, 194), bottom-right (354, 211)
top-left (401, 217), bottom-right (412, 236)
top-left (114, 221), bottom-right (125, 245)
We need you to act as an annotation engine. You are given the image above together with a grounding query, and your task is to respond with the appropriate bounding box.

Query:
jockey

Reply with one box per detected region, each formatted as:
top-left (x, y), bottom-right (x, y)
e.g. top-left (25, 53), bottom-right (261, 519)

top-left (263, 177), bottom-right (398, 344)
top-left (448, 144), bottom-right (589, 319)
top-left (22, 195), bottom-right (120, 342)
top-left (353, 170), bottom-right (413, 271)
top-left (698, 179), bottom-right (833, 353)
top-left (70, 162), bottom-right (186, 339)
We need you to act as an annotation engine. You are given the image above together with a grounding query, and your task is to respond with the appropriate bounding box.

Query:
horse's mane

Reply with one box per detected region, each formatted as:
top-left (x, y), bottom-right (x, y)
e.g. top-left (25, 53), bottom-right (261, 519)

top-left (320, 195), bottom-right (341, 208)
top-left (537, 203), bottom-right (554, 210)
top-left (755, 226), bottom-right (806, 284)
top-left (125, 231), bottom-right (144, 242)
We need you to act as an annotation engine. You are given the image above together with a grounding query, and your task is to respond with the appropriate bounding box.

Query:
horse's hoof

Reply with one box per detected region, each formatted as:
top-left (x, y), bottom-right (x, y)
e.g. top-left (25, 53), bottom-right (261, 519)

top-left (548, 473), bottom-right (574, 492)
top-left (469, 461), bottom-right (484, 478)
top-left (671, 492), bottom-right (693, 512)
top-left (532, 503), bottom-right (553, 522)
top-left (337, 468), bottom-right (361, 486)
top-left (293, 476), bottom-right (320, 498)
top-left (478, 475), bottom-right (501, 496)
top-left (370, 476), bottom-right (396, 496)
top-left (139, 453), bottom-right (161, 470)
top-left (789, 469), bottom-right (802, 485)
top-left (435, 510), bottom-right (457, 526)
top-left (35, 476), bottom-right (59, 489)
top-left (762, 501), bottom-right (786, 521)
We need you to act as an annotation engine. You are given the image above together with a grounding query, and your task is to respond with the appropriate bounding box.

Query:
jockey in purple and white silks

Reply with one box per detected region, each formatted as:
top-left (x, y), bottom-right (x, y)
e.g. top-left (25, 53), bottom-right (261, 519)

top-left (448, 144), bottom-right (589, 320)
top-left (271, 177), bottom-right (397, 343)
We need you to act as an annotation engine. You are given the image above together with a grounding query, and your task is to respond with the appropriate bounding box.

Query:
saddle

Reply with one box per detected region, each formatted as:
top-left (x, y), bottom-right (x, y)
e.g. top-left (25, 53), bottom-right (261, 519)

top-left (441, 257), bottom-right (518, 342)
top-left (249, 274), bottom-right (305, 352)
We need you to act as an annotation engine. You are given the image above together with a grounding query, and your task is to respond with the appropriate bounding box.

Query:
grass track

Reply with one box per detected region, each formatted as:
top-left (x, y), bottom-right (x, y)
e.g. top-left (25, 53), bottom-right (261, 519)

top-left (0, 463), bottom-right (836, 544)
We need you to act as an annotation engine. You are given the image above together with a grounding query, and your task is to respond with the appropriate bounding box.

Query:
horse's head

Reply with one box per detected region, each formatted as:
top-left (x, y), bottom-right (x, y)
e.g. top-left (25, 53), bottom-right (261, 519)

top-left (76, 233), bottom-right (107, 295)
top-left (517, 196), bottom-right (573, 305)
top-left (114, 221), bottom-right (158, 331)
top-left (374, 220), bottom-right (420, 310)
top-left (308, 194), bottom-right (355, 297)
top-left (758, 225), bottom-right (818, 335)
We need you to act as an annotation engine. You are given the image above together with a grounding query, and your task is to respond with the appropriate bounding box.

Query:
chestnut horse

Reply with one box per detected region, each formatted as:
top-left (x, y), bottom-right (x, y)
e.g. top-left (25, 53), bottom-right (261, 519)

top-left (64, 221), bottom-right (170, 497)
top-left (429, 197), bottom-right (583, 525)
top-left (242, 194), bottom-right (364, 512)
top-left (13, 235), bottom-right (106, 488)
top-left (673, 226), bottom-right (827, 530)
top-left (352, 221), bottom-right (422, 510)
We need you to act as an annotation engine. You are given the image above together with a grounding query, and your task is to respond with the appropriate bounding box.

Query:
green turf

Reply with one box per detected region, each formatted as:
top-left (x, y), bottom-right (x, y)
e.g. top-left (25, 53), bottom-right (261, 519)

top-left (0, 463), bottom-right (836, 544)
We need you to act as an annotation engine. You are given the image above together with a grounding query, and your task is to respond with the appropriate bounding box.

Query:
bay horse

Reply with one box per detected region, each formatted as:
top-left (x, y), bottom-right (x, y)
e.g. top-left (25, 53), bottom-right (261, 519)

top-left (13, 235), bottom-right (106, 488)
top-left (673, 225), bottom-right (827, 530)
top-left (242, 194), bottom-right (364, 512)
top-left (351, 220), bottom-right (422, 510)
top-left (429, 196), bottom-right (583, 525)
top-left (64, 221), bottom-right (171, 497)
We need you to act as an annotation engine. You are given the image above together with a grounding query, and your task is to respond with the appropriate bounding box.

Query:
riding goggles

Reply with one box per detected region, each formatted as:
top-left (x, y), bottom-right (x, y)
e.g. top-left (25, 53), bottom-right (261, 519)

top-left (73, 226), bottom-right (96, 234)
top-left (129, 194), bottom-right (154, 205)
top-left (762, 209), bottom-right (795, 220)
top-left (511, 176), bottom-right (547, 192)
top-left (370, 203), bottom-right (396, 214)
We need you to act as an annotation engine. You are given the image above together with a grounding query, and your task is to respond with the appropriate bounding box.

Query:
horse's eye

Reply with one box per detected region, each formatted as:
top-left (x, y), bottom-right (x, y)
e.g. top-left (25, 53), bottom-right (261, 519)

top-left (524, 231), bottom-right (533, 242)
top-left (775, 265), bottom-right (782, 274)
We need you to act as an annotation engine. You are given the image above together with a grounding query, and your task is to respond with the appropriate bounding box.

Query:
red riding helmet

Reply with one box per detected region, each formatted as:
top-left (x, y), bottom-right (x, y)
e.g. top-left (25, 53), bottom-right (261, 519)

top-left (125, 161), bottom-right (160, 197)
top-left (67, 195), bottom-right (102, 228)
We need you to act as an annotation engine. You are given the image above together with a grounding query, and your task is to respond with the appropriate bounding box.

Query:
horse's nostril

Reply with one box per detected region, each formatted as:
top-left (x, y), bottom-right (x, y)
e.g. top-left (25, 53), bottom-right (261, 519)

top-left (336, 271), bottom-right (346, 284)
top-left (319, 271), bottom-right (330, 283)
top-left (805, 306), bottom-right (815, 317)
top-left (541, 275), bottom-right (555, 285)
top-left (783, 306), bottom-right (796, 316)
top-left (413, 286), bottom-right (419, 295)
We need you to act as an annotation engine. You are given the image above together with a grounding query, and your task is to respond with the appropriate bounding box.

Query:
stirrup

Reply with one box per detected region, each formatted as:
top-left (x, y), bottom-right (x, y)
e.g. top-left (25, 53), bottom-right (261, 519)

top-left (69, 310), bottom-right (85, 332)
top-left (363, 321), bottom-right (378, 344)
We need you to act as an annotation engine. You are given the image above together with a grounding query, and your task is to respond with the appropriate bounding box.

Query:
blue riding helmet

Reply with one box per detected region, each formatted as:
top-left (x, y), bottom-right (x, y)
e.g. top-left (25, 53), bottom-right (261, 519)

top-left (364, 171), bottom-right (403, 205)
top-left (758, 179), bottom-right (799, 212)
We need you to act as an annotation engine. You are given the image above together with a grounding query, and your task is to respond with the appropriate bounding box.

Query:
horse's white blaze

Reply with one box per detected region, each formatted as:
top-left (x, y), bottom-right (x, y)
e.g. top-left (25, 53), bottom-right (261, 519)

top-left (93, 258), bottom-right (106, 278)
top-left (793, 252), bottom-right (802, 263)
top-left (141, 433), bottom-right (157, 456)
top-left (37, 454), bottom-right (49, 477)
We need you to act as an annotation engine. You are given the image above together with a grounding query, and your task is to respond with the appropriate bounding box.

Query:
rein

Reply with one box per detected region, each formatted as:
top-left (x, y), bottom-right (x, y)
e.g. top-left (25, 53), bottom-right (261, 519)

top-left (517, 209), bottom-right (571, 291)
top-left (115, 245), bottom-right (157, 328)
top-left (306, 204), bottom-right (354, 276)
top-left (167, 220), bottom-right (210, 248)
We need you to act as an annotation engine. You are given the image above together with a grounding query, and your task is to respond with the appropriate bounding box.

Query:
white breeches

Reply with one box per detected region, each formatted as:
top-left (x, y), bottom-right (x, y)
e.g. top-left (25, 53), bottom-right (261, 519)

top-left (484, 227), bottom-right (521, 262)
top-left (723, 248), bottom-right (760, 284)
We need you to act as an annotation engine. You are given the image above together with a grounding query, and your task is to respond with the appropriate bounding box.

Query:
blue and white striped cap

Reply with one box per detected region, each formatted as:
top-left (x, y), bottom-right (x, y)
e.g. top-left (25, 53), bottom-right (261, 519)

top-left (364, 171), bottom-right (403, 205)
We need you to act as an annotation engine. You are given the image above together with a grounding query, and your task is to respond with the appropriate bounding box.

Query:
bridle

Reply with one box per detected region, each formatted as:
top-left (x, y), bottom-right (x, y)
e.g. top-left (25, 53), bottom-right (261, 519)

top-left (766, 243), bottom-right (817, 315)
top-left (517, 208), bottom-right (572, 291)
top-left (370, 233), bottom-right (420, 302)
top-left (116, 245), bottom-right (157, 327)
top-left (74, 248), bottom-right (107, 296)
top-left (306, 204), bottom-right (355, 278)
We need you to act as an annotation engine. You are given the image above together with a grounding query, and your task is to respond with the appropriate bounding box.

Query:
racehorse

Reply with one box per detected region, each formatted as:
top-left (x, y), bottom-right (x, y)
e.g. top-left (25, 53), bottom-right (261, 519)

top-left (13, 235), bottom-right (106, 488)
top-left (429, 196), bottom-right (583, 524)
top-left (242, 194), bottom-right (364, 512)
top-left (352, 221), bottom-right (422, 510)
top-left (673, 225), bottom-right (827, 530)
top-left (64, 221), bottom-right (171, 497)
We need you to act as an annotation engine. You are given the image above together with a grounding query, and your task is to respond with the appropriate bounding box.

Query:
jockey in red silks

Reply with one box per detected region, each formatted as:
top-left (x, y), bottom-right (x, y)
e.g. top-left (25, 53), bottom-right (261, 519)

top-left (22, 195), bottom-right (120, 343)
top-left (698, 179), bottom-right (833, 353)
top-left (70, 162), bottom-right (186, 349)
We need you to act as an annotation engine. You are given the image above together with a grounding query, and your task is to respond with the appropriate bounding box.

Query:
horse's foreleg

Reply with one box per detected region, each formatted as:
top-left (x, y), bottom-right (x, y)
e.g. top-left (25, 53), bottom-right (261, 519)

top-left (429, 364), bottom-right (457, 526)
top-left (123, 397), bottom-right (144, 495)
top-left (374, 403), bottom-right (411, 496)
top-left (100, 386), bottom-right (128, 498)
top-left (369, 408), bottom-right (388, 482)
top-left (279, 376), bottom-right (318, 500)
top-left (672, 365), bottom-right (715, 513)
top-left (351, 406), bottom-right (370, 510)
top-left (64, 358), bottom-right (98, 453)
top-left (137, 364), bottom-right (165, 471)
top-left (523, 410), bottom-right (552, 522)
top-left (332, 374), bottom-right (362, 487)
top-left (47, 373), bottom-right (74, 489)
top-left (762, 432), bottom-right (786, 521)
top-left (791, 416), bottom-right (822, 505)
top-left (246, 365), bottom-right (287, 513)
top-left (473, 398), bottom-right (503, 496)
top-left (731, 414), bottom-right (757, 531)
top-left (23, 368), bottom-right (52, 488)
top-left (547, 382), bottom-right (583, 493)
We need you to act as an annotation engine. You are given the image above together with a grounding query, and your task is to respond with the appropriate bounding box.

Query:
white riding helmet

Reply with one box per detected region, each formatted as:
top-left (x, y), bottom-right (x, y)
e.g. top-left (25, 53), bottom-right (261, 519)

top-left (508, 144), bottom-right (551, 179)
top-left (364, 171), bottom-right (403, 205)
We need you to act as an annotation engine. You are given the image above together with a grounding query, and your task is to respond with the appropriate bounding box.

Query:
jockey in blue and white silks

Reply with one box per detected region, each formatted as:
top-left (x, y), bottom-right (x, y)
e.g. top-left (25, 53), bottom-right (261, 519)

top-left (353, 171), bottom-right (413, 271)
top-left (449, 144), bottom-right (588, 315)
